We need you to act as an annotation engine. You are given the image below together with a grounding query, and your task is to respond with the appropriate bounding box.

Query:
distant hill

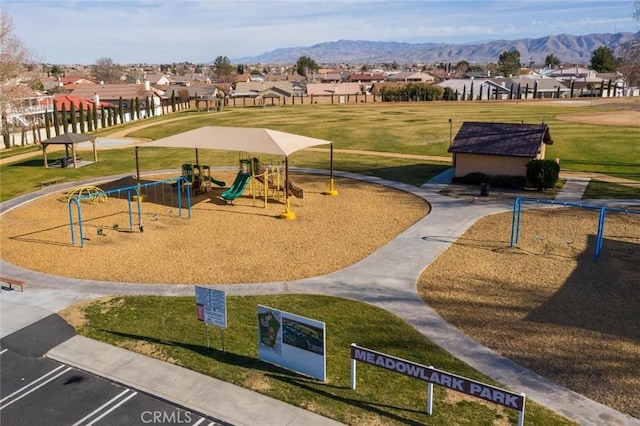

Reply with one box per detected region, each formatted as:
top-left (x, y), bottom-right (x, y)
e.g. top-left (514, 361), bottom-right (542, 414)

top-left (232, 33), bottom-right (637, 65)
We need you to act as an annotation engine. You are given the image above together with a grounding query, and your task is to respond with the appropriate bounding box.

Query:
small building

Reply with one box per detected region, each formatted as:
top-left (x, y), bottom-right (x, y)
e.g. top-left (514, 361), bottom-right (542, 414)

top-left (448, 122), bottom-right (553, 178)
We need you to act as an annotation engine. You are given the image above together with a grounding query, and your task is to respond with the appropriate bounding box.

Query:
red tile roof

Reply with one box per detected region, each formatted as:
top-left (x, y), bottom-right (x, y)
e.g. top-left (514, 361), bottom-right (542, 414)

top-left (46, 95), bottom-right (98, 110)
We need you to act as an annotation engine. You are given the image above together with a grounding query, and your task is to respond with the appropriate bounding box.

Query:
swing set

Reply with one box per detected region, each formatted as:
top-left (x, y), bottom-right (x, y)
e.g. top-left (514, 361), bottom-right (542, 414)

top-left (510, 197), bottom-right (640, 261)
top-left (67, 176), bottom-right (191, 248)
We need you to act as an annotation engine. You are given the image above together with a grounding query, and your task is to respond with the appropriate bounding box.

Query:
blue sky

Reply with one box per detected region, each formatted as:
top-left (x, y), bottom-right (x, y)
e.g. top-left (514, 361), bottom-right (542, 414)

top-left (4, 0), bottom-right (638, 64)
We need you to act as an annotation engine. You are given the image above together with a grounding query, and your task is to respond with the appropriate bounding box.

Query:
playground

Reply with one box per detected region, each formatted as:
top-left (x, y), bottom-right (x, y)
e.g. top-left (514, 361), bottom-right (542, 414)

top-left (0, 170), bottom-right (428, 283)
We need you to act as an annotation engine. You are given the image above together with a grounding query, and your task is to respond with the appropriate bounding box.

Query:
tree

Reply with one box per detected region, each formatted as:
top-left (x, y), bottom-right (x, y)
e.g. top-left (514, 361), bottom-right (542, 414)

top-left (295, 56), bottom-right (319, 78)
top-left (70, 101), bottom-right (77, 133)
top-left (455, 61), bottom-right (470, 72)
top-left (214, 56), bottom-right (234, 83)
top-left (78, 103), bottom-right (85, 133)
top-left (49, 65), bottom-right (62, 78)
top-left (544, 54), bottom-right (561, 68)
top-left (92, 57), bottom-right (123, 83)
top-left (0, 11), bottom-right (33, 148)
top-left (616, 1), bottom-right (640, 87)
top-left (497, 49), bottom-right (521, 77)
top-left (590, 46), bottom-right (616, 72)
top-left (52, 101), bottom-right (60, 136)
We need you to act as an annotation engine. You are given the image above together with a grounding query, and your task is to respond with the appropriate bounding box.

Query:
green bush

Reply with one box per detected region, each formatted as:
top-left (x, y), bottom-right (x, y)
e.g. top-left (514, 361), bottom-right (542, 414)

top-left (526, 159), bottom-right (560, 190)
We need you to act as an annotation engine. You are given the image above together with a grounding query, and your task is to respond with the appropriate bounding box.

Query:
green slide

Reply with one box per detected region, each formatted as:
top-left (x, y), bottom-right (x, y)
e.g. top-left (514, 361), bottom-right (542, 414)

top-left (221, 172), bottom-right (251, 202)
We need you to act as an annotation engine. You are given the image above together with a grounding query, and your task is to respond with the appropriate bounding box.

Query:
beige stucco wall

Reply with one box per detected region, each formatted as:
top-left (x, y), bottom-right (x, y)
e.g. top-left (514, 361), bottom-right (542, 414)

top-left (453, 153), bottom-right (534, 177)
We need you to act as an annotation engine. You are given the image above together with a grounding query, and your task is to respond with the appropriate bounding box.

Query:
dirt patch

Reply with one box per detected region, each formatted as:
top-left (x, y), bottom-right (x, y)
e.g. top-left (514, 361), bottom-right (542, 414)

top-left (0, 172), bottom-right (428, 284)
top-left (418, 208), bottom-right (640, 418)
top-left (243, 371), bottom-right (272, 392)
top-left (557, 110), bottom-right (640, 127)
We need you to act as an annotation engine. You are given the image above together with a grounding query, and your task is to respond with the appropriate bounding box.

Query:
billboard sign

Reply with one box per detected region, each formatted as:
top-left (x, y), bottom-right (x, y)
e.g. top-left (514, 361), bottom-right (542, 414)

top-left (258, 305), bottom-right (326, 381)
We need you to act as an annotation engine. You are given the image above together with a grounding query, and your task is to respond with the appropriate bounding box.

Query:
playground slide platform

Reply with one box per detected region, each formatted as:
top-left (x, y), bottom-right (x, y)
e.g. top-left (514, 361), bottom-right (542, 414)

top-left (254, 175), bottom-right (304, 199)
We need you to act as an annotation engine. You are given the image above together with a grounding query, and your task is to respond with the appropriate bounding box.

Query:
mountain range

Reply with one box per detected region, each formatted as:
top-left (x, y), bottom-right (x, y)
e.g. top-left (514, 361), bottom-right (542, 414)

top-left (232, 32), bottom-right (637, 65)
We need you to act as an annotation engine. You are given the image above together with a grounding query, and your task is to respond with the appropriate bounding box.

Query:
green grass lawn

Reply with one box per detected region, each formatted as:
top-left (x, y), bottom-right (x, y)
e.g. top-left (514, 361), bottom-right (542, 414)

top-left (2, 101), bottom-right (638, 202)
top-left (71, 294), bottom-right (574, 426)
top-left (583, 180), bottom-right (640, 199)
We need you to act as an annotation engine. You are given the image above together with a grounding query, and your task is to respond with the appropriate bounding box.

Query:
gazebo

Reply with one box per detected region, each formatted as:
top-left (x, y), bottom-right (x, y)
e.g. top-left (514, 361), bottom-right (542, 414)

top-left (41, 133), bottom-right (98, 168)
top-left (143, 126), bottom-right (337, 219)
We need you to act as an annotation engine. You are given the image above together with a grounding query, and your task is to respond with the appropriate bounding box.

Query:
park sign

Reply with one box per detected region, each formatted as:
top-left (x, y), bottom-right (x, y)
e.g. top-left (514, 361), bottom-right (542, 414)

top-left (195, 286), bottom-right (227, 328)
top-left (350, 344), bottom-right (525, 424)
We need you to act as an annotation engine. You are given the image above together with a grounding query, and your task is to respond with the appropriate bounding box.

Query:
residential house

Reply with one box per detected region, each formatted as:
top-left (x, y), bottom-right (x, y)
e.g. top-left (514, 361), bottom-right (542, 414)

top-left (386, 71), bottom-right (435, 83)
top-left (448, 122), bottom-right (553, 178)
top-left (506, 77), bottom-right (570, 99)
top-left (437, 79), bottom-right (510, 100)
top-left (48, 94), bottom-right (98, 111)
top-left (144, 73), bottom-right (172, 85)
top-left (306, 82), bottom-right (362, 96)
top-left (347, 73), bottom-right (385, 84)
top-left (58, 76), bottom-right (96, 87)
top-left (68, 82), bottom-right (162, 115)
top-left (232, 81), bottom-right (301, 98)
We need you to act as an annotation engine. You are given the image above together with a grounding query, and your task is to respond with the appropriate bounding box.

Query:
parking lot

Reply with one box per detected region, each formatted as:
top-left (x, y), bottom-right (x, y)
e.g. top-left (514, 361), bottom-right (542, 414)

top-left (0, 314), bottom-right (225, 426)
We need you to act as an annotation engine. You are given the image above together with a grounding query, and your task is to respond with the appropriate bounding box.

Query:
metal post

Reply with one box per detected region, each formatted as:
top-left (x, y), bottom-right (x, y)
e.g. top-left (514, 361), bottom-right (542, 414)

top-left (221, 329), bottom-right (225, 352)
top-left (205, 324), bottom-right (210, 348)
top-left (127, 191), bottom-right (133, 230)
top-left (517, 394), bottom-right (526, 426)
top-left (350, 343), bottom-right (357, 390)
top-left (426, 381), bottom-right (433, 415)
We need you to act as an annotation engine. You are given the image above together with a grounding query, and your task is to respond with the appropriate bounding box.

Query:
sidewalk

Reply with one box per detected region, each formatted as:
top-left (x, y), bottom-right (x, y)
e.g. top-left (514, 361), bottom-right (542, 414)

top-left (2, 171), bottom-right (639, 426)
top-left (47, 335), bottom-right (342, 426)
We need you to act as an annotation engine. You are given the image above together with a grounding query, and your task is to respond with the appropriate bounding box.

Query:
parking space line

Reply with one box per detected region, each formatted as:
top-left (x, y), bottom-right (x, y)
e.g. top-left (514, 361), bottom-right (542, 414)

top-left (72, 388), bottom-right (138, 426)
top-left (0, 348), bottom-right (8, 355)
top-left (191, 418), bottom-right (206, 426)
top-left (0, 365), bottom-right (72, 410)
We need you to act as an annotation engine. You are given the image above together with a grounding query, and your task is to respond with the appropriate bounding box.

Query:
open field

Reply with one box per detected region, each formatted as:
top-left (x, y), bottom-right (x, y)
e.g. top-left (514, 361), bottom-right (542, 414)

top-left (2, 99), bottom-right (639, 201)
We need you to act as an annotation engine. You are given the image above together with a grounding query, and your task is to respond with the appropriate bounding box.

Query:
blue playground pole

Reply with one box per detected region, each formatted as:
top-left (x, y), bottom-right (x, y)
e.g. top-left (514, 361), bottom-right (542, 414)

top-left (595, 208), bottom-right (606, 261)
top-left (67, 198), bottom-right (83, 247)
top-left (510, 197), bottom-right (522, 247)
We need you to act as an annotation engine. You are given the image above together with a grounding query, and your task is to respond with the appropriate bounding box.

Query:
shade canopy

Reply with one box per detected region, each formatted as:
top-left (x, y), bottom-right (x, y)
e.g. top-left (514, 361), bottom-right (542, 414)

top-left (42, 132), bottom-right (95, 145)
top-left (144, 126), bottom-right (331, 156)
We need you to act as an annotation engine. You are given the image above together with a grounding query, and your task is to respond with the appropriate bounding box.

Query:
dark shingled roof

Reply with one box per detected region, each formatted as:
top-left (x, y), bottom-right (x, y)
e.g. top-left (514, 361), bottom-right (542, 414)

top-left (41, 133), bottom-right (95, 145)
top-left (448, 122), bottom-right (553, 157)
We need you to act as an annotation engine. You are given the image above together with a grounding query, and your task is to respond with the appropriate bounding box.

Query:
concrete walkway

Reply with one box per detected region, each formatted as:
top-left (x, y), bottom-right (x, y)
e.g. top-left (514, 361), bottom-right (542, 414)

top-left (1, 171), bottom-right (638, 426)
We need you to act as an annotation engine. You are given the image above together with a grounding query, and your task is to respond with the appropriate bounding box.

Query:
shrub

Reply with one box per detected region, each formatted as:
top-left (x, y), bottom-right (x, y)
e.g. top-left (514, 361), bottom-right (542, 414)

top-left (526, 159), bottom-right (560, 190)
